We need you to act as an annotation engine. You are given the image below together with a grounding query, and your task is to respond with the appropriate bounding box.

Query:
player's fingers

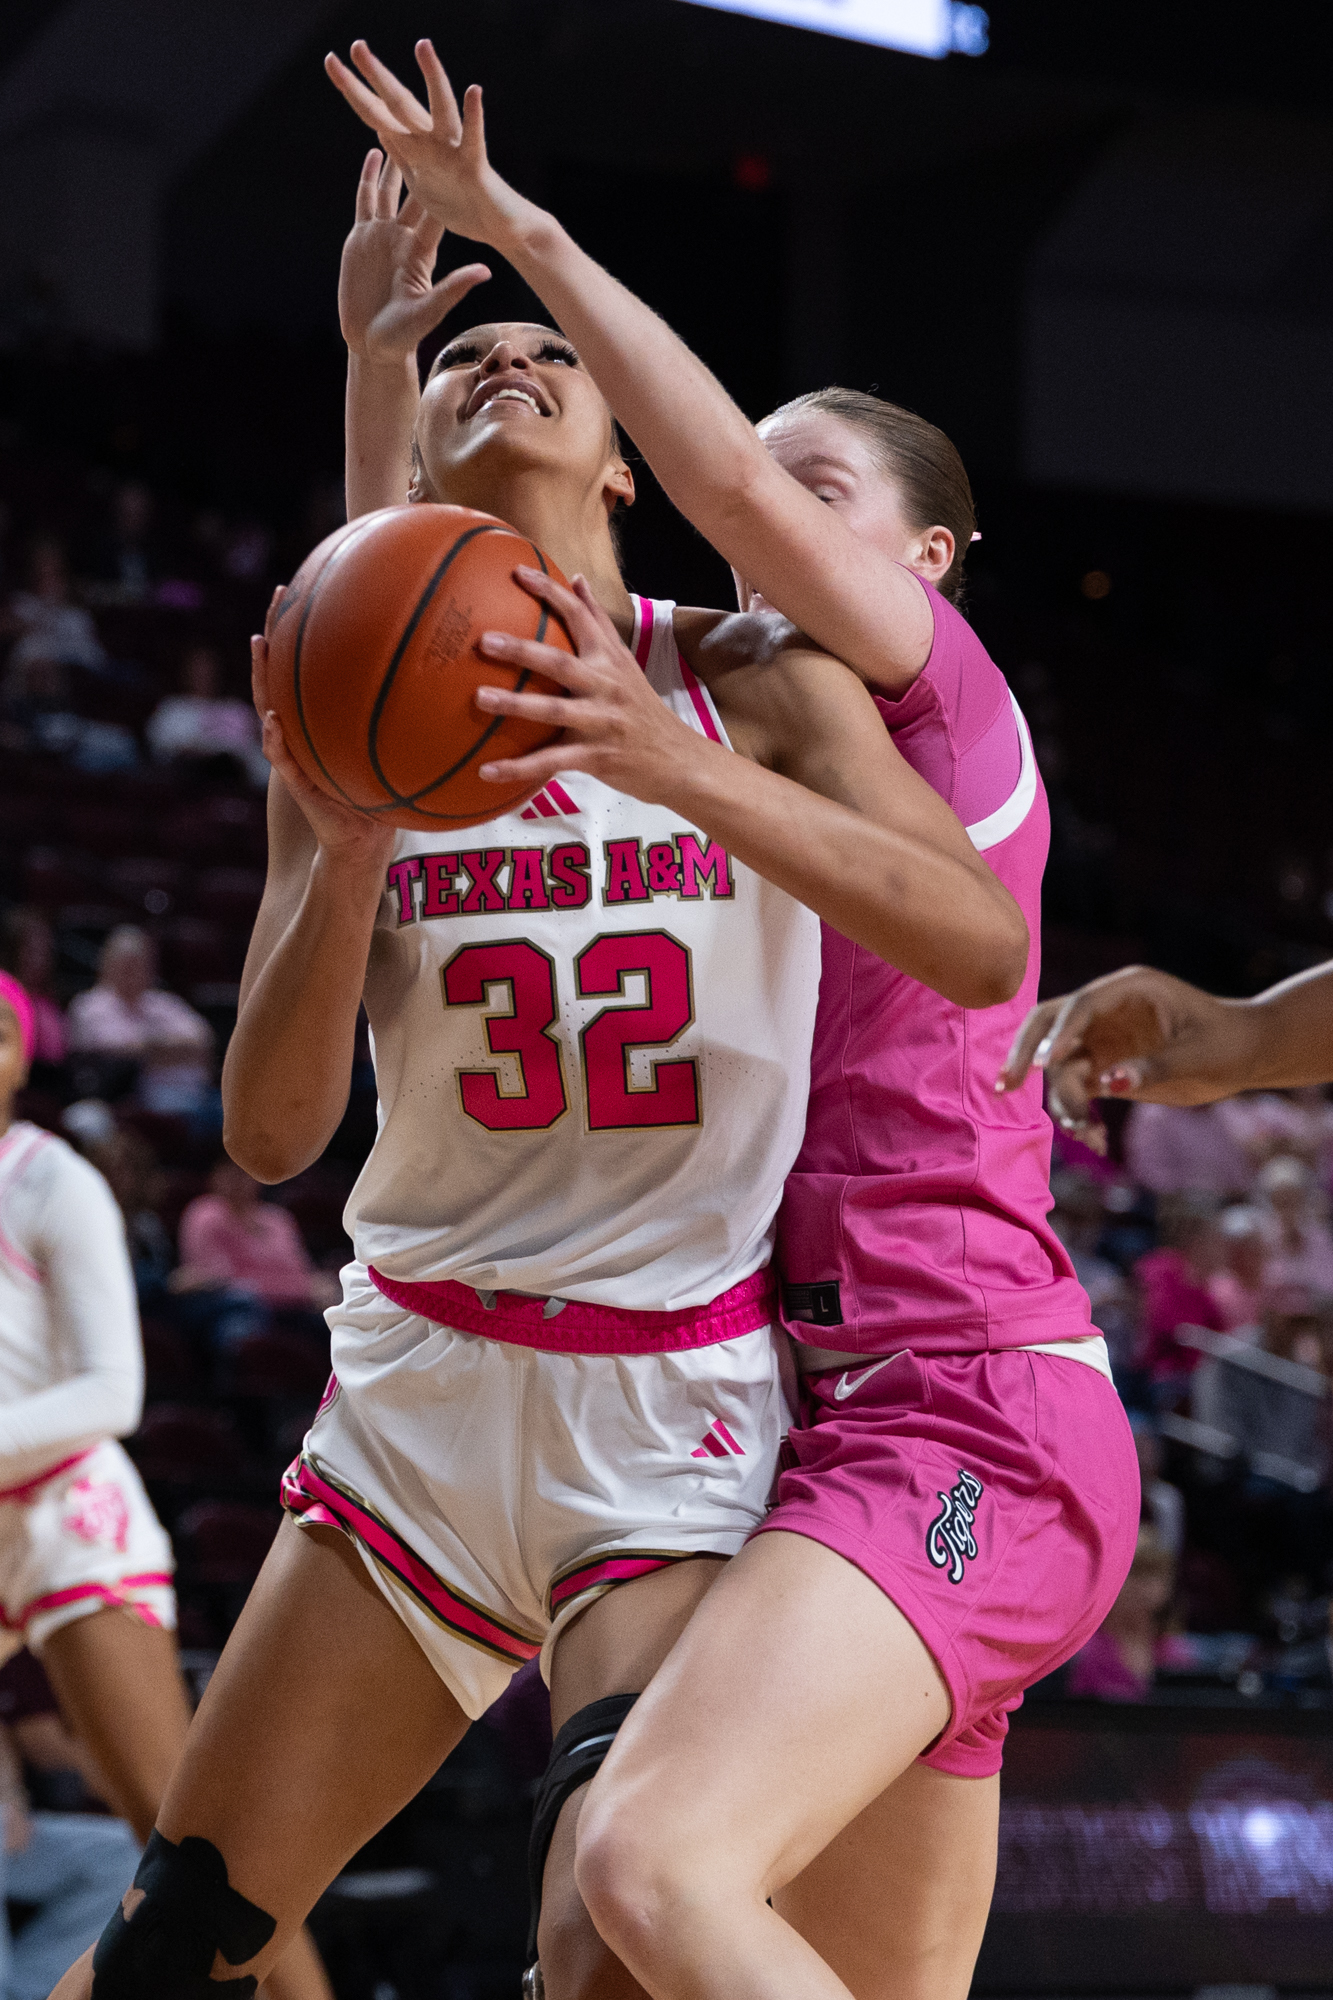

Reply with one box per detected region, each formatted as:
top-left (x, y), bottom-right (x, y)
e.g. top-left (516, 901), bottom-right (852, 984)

top-left (401, 195), bottom-right (444, 255)
top-left (477, 630), bottom-right (586, 687)
top-left (1044, 1056), bottom-right (1097, 1134)
top-left (512, 566), bottom-right (602, 655)
top-left (473, 686), bottom-right (570, 728)
top-left (249, 634), bottom-right (270, 718)
top-left (461, 83), bottom-right (488, 167)
top-left (355, 149), bottom-right (382, 222)
top-left (351, 41), bottom-right (433, 134)
top-left (569, 574), bottom-right (625, 647)
top-left (996, 999), bottom-right (1058, 1093)
top-left (478, 747), bottom-right (574, 789)
top-left (378, 155), bottom-right (403, 219)
top-left (325, 52), bottom-right (413, 138)
top-left (416, 39), bottom-right (464, 141)
top-left (417, 263), bottom-right (490, 329)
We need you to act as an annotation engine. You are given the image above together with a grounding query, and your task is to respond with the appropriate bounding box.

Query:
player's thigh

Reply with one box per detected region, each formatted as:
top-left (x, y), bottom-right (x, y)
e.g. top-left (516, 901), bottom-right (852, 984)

top-left (775, 1759), bottom-right (999, 2000)
top-left (157, 1516), bottom-right (470, 1976)
top-left (577, 1530), bottom-right (951, 1907)
top-left (41, 1607), bottom-right (191, 1842)
top-left (539, 1556), bottom-right (727, 2000)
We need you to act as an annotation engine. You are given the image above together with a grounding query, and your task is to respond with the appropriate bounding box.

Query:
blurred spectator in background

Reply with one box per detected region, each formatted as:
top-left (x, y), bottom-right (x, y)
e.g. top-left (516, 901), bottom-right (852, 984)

top-left (1210, 1204), bottom-right (1270, 1333)
top-left (147, 644), bottom-right (267, 787)
top-left (1125, 1099), bottom-right (1256, 1199)
top-left (0, 914), bottom-right (64, 1070)
top-left (83, 481), bottom-right (159, 603)
top-left (67, 927), bottom-right (213, 1118)
top-left (1067, 1525), bottom-right (1177, 1701)
top-left (3, 539), bottom-right (105, 680)
top-left (1049, 1168), bottom-right (1138, 1372)
top-left (1225, 1087), bottom-right (1333, 1183)
top-left (1256, 1155), bottom-right (1333, 1302)
top-left (75, 1120), bottom-right (174, 1312)
top-left (173, 1156), bottom-right (339, 1343)
top-left (1135, 1195), bottom-right (1228, 1405)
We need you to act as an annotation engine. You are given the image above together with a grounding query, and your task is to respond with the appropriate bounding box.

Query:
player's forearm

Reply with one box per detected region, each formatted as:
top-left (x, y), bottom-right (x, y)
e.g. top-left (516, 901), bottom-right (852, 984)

top-left (346, 352), bottom-right (419, 519)
top-left (1225, 964), bottom-right (1333, 1090)
top-left (223, 852), bottom-right (382, 1181)
top-left (661, 745), bottom-right (1027, 1008)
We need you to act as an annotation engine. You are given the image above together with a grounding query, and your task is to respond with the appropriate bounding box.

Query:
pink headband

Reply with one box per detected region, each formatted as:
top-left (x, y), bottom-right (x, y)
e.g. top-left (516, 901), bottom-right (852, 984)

top-left (0, 974), bottom-right (35, 1065)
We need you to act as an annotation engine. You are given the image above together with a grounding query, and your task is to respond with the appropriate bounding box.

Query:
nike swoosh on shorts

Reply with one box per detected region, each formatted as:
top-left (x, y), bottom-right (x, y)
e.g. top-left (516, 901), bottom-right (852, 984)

top-left (832, 1354), bottom-right (902, 1401)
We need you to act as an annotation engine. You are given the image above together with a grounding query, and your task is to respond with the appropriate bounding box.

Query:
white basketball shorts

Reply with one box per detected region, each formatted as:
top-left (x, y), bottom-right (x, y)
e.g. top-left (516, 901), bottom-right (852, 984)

top-left (282, 1262), bottom-right (793, 1718)
top-left (0, 1439), bottom-right (176, 1664)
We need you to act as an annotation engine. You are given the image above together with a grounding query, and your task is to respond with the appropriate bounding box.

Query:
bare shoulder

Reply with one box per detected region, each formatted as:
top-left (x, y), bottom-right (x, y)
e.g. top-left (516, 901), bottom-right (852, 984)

top-left (673, 605), bottom-right (874, 768)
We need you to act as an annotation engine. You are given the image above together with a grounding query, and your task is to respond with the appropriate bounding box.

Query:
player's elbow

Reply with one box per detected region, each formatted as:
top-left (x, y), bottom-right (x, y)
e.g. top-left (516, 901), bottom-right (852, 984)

top-left (962, 898), bottom-right (1031, 1010)
top-left (221, 1114), bottom-right (314, 1187)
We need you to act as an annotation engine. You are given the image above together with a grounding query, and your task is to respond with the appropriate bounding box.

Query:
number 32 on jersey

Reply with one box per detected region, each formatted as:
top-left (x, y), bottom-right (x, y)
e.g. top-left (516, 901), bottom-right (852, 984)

top-left (441, 932), bottom-right (699, 1133)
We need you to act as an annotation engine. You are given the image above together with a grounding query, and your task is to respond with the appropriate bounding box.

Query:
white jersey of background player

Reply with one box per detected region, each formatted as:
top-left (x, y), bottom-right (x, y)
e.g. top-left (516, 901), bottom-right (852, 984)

top-left (47, 151), bottom-right (1019, 2000)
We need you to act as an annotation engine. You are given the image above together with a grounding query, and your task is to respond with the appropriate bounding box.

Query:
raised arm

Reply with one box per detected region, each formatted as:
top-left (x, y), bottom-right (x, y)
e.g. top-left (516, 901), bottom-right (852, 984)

top-left (326, 41), bottom-right (933, 689)
top-left (222, 632), bottom-right (396, 1182)
top-left (997, 961), bottom-right (1333, 1150)
top-left (339, 147), bottom-right (490, 520)
top-left (473, 572), bottom-right (1027, 1008)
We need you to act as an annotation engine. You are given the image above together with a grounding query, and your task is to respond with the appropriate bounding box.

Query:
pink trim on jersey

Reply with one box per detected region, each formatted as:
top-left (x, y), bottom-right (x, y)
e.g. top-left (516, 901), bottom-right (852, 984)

top-left (676, 651), bottom-right (723, 746)
top-left (527, 792), bottom-right (559, 818)
top-left (632, 594), bottom-right (655, 668)
top-left (366, 1265), bottom-right (776, 1356)
top-left (0, 1450), bottom-right (93, 1504)
top-left (2, 1572), bottom-right (172, 1632)
top-left (549, 1551), bottom-right (683, 1614)
top-left (282, 1454), bottom-right (541, 1664)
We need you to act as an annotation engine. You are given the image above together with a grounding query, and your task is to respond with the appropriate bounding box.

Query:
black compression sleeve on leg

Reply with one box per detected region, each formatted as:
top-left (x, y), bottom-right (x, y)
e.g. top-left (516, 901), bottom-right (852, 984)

top-left (91, 1828), bottom-right (278, 1998)
top-left (527, 1692), bottom-right (639, 1962)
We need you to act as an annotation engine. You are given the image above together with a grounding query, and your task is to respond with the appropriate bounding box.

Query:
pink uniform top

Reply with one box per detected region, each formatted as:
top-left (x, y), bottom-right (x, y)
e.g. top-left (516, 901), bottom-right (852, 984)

top-left (777, 581), bottom-right (1090, 1356)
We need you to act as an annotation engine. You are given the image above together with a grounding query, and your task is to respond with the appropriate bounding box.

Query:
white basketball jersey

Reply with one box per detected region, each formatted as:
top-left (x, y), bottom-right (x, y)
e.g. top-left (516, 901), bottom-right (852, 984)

top-left (348, 596), bottom-right (822, 1311)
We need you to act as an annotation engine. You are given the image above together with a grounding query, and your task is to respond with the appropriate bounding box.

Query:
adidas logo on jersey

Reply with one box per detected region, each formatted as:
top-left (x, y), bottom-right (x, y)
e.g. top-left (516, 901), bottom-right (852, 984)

top-left (691, 1418), bottom-right (745, 1460)
top-left (520, 779), bottom-right (581, 821)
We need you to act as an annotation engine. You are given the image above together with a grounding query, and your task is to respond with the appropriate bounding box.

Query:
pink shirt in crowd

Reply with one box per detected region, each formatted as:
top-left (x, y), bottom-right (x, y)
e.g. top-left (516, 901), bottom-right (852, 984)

top-left (68, 985), bottom-right (210, 1063)
top-left (777, 581), bottom-right (1090, 1356)
top-left (1134, 1248), bottom-right (1226, 1380)
top-left (178, 1196), bottom-right (315, 1306)
top-left (1124, 1102), bottom-right (1256, 1198)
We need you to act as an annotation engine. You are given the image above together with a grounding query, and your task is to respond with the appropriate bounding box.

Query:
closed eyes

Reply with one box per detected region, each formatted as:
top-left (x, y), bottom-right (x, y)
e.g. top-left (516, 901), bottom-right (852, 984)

top-left (434, 338), bottom-right (580, 372)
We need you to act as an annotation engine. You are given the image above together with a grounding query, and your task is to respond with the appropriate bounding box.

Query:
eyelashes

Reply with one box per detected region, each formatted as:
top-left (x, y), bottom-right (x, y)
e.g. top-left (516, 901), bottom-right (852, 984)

top-left (434, 339), bottom-right (580, 372)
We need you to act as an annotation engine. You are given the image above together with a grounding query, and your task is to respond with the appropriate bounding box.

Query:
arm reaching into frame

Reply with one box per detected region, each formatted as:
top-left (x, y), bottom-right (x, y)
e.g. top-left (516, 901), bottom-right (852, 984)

top-left (473, 570), bottom-right (1027, 1007)
top-left (325, 39), bottom-right (937, 691)
top-left (340, 146), bottom-right (490, 519)
top-left (996, 961), bottom-right (1333, 1152)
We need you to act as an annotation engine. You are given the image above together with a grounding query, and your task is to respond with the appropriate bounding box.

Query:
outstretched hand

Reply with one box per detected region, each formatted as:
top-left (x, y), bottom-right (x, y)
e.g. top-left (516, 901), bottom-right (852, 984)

top-left (252, 620), bottom-right (396, 873)
top-left (996, 964), bottom-right (1252, 1150)
top-left (475, 573), bottom-right (702, 804)
top-left (340, 147), bottom-right (490, 365)
top-left (326, 40), bottom-right (531, 252)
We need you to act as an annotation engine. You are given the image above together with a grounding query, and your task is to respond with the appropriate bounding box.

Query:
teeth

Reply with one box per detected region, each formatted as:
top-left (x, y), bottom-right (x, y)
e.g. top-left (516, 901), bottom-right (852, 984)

top-left (485, 388), bottom-right (542, 415)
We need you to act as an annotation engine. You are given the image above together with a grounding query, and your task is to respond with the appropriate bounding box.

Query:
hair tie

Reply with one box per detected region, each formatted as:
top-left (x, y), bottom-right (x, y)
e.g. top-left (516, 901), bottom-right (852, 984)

top-left (0, 973), bottom-right (35, 1066)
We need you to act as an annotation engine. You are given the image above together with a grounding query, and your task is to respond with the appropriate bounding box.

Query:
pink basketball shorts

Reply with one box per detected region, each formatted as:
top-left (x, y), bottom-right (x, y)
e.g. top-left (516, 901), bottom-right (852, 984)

top-left (752, 1345), bottom-right (1140, 1778)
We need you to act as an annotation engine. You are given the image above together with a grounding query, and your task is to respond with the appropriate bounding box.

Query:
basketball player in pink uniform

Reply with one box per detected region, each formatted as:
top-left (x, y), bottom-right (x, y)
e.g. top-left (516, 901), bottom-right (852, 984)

top-left (326, 40), bottom-right (1140, 2000)
top-left (50, 87), bottom-right (1024, 2000)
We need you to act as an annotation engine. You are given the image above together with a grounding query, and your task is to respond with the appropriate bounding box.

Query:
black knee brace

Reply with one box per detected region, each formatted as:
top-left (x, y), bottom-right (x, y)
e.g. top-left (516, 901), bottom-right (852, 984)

top-left (90, 1828), bottom-right (277, 1998)
top-left (527, 1692), bottom-right (639, 1962)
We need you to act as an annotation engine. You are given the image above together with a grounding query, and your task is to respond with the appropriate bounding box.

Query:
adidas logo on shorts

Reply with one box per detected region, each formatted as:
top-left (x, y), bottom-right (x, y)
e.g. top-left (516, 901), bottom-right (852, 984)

top-left (691, 1418), bottom-right (745, 1460)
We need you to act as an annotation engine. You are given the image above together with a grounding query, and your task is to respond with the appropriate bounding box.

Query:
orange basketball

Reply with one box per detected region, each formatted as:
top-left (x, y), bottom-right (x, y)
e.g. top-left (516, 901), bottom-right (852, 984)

top-left (264, 504), bottom-right (572, 830)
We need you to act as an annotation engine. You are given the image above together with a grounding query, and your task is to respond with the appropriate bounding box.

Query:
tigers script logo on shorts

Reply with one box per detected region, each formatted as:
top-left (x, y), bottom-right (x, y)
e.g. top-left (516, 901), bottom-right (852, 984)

top-left (926, 1468), bottom-right (983, 1584)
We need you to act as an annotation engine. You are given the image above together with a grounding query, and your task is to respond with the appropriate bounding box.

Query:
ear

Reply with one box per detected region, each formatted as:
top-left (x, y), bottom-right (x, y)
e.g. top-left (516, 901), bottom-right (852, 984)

top-left (604, 456), bottom-right (635, 514)
top-left (912, 524), bottom-right (955, 588)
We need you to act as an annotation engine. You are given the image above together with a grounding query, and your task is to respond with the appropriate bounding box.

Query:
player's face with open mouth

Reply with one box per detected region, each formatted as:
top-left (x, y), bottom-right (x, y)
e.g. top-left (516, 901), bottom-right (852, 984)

top-left (413, 321), bottom-right (622, 499)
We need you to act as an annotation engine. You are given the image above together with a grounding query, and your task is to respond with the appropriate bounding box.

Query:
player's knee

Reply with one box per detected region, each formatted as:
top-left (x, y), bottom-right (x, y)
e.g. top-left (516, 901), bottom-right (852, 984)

top-left (574, 1795), bottom-right (702, 1974)
top-left (88, 1827), bottom-right (276, 1998)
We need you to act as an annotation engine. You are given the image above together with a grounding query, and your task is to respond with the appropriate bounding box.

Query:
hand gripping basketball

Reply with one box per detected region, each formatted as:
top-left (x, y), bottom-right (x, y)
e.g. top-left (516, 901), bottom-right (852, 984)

top-left (474, 571), bottom-right (704, 807)
top-left (262, 505), bottom-right (575, 832)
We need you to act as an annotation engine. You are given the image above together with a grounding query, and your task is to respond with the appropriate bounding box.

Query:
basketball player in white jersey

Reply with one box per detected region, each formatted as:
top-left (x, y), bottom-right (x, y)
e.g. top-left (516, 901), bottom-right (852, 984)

top-left (50, 139), bottom-right (1024, 1999)
top-left (0, 979), bottom-right (332, 2000)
